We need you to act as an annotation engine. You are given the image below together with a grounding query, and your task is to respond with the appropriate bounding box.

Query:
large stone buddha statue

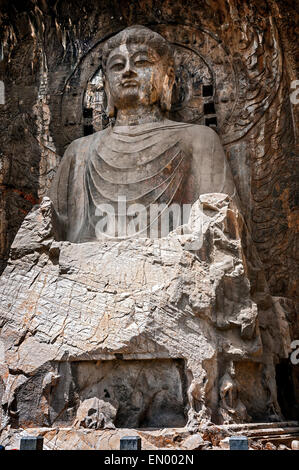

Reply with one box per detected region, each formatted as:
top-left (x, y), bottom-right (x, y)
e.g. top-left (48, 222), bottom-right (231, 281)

top-left (49, 25), bottom-right (235, 242)
top-left (0, 26), bottom-right (286, 434)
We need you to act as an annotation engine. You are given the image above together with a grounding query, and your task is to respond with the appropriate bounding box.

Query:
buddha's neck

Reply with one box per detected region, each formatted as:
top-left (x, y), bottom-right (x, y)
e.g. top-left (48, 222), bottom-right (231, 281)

top-left (115, 105), bottom-right (165, 127)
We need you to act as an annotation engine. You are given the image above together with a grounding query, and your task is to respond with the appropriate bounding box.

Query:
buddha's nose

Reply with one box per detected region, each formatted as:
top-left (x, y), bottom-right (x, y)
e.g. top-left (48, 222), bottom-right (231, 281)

top-left (122, 60), bottom-right (136, 77)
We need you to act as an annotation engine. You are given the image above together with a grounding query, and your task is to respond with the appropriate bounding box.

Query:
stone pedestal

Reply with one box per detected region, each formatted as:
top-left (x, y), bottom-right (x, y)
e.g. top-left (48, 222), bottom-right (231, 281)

top-left (0, 194), bottom-right (291, 432)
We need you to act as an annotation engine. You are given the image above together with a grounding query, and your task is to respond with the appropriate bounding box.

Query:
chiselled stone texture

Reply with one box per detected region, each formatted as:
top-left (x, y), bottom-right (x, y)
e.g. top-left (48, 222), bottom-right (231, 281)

top-left (0, 9), bottom-right (298, 429)
top-left (0, 194), bottom-right (292, 429)
top-left (0, 426), bottom-right (207, 450)
top-left (2, 421), bottom-right (299, 450)
top-left (0, 0), bottom-right (298, 438)
top-left (0, 0), bottom-right (298, 312)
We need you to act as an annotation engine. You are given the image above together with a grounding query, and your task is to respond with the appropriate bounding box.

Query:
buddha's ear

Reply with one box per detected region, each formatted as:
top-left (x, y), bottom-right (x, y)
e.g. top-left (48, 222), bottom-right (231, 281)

top-left (160, 67), bottom-right (175, 112)
top-left (104, 80), bottom-right (116, 118)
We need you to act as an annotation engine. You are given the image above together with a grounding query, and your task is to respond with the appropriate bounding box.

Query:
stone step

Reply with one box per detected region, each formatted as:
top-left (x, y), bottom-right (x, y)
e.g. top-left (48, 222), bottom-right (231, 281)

top-left (258, 434), bottom-right (299, 447)
top-left (241, 427), bottom-right (299, 438)
top-left (217, 422), bottom-right (299, 449)
top-left (230, 423), bottom-right (299, 448)
top-left (222, 421), bottom-right (299, 432)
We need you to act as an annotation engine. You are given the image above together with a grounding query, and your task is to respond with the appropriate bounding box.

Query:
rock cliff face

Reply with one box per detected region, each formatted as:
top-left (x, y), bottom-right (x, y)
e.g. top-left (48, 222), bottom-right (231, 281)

top-left (0, 194), bottom-right (292, 430)
top-left (0, 0), bottom-right (298, 442)
top-left (0, 0), bottom-right (298, 307)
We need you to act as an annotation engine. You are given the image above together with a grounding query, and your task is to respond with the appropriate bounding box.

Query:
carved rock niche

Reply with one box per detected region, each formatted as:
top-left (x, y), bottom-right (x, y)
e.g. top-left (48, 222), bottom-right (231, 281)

top-left (0, 15), bottom-right (296, 446)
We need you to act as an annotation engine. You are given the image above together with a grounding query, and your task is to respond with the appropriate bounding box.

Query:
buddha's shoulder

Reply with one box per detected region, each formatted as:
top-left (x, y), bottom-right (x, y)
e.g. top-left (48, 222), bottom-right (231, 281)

top-left (63, 128), bottom-right (108, 159)
top-left (174, 122), bottom-right (220, 143)
top-left (167, 122), bottom-right (222, 157)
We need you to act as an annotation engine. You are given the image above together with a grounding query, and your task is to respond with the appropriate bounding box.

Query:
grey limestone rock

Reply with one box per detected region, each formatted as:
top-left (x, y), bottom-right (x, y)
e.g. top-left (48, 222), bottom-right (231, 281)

top-left (0, 193), bottom-right (291, 429)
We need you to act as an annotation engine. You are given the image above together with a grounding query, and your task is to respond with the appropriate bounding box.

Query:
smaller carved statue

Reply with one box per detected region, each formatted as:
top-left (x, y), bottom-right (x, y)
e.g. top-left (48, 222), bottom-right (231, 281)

top-left (219, 363), bottom-right (250, 424)
top-left (74, 397), bottom-right (117, 430)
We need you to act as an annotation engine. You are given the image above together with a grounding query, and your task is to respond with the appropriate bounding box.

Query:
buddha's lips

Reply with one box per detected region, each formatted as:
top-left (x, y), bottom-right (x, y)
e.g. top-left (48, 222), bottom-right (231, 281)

top-left (121, 79), bottom-right (139, 87)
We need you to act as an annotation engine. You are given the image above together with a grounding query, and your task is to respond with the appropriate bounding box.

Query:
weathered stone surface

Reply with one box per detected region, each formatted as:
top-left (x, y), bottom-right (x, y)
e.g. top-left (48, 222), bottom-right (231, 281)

top-left (291, 440), bottom-right (299, 450)
top-left (219, 437), bottom-right (230, 449)
top-left (0, 3), bottom-right (298, 438)
top-left (48, 25), bottom-right (236, 246)
top-left (277, 444), bottom-right (290, 450)
top-left (2, 421), bottom-right (298, 450)
top-left (0, 0), bottom-right (298, 315)
top-left (0, 2), bottom-right (297, 453)
top-left (0, 193), bottom-right (292, 430)
top-left (265, 442), bottom-right (277, 450)
top-left (180, 433), bottom-right (204, 450)
top-left (74, 397), bottom-right (117, 430)
top-left (0, 426), bottom-right (193, 450)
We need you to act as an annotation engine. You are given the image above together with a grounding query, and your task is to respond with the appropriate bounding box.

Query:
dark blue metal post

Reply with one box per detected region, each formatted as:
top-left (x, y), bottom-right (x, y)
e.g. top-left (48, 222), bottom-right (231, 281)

top-left (20, 436), bottom-right (44, 450)
top-left (229, 435), bottom-right (249, 450)
top-left (120, 436), bottom-right (142, 450)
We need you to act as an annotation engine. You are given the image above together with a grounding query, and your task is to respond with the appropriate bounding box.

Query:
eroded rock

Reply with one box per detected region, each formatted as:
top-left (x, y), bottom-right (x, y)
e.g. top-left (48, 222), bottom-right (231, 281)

top-left (291, 440), bottom-right (299, 450)
top-left (0, 194), bottom-right (291, 429)
top-left (74, 397), bottom-right (117, 430)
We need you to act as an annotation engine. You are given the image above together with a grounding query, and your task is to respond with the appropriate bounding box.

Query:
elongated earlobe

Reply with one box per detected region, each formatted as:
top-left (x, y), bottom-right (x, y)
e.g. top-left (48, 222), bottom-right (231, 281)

top-left (160, 69), bottom-right (174, 112)
top-left (104, 81), bottom-right (116, 118)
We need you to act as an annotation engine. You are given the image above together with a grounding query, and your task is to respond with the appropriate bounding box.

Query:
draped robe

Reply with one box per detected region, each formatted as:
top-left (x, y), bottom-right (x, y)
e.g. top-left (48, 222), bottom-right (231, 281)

top-left (49, 120), bottom-right (235, 242)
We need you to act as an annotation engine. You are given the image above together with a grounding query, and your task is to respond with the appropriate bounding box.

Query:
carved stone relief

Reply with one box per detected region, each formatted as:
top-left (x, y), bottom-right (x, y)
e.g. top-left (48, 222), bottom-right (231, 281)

top-left (0, 1), bottom-right (297, 444)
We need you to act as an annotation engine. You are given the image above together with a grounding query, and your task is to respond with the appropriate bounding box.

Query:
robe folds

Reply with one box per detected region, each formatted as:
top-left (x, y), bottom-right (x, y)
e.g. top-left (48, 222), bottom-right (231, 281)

top-left (49, 120), bottom-right (234, 242)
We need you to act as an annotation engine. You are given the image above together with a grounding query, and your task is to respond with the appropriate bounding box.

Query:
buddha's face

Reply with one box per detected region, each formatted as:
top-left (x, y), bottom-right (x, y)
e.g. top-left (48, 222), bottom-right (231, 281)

top-left (105, 42), bottom-right (171, 110)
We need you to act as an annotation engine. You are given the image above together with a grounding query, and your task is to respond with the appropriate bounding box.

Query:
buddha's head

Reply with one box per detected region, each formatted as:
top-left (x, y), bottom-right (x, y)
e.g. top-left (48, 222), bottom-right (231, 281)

top-left (102, 25), bottom-right (175, 118)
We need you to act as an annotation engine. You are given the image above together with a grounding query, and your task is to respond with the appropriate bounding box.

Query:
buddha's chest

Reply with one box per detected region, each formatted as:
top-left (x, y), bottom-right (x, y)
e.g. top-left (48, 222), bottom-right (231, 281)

top-left (84, 127), bottom-right (193, 238)
top-left (85, 129), bottom-right (191, 207)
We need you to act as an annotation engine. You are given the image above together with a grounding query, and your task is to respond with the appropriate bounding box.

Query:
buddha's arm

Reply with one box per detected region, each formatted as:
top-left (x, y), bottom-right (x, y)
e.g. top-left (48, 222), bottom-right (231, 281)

top-left (48, 142), bottom-right (74, 239)
top-left (190, 125), bottom-right (236, 197)
top-left (48, 136), bottom-right (89, 241)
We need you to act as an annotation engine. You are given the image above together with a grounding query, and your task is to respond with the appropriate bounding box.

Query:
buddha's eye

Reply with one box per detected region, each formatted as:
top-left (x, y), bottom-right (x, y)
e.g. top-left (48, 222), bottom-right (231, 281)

top-left (134, 59), bottom-right (151, 66)
top-left (109, 62), bottom-right (125, 72)
top-left (134, 54), bottom-right (152, 67)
